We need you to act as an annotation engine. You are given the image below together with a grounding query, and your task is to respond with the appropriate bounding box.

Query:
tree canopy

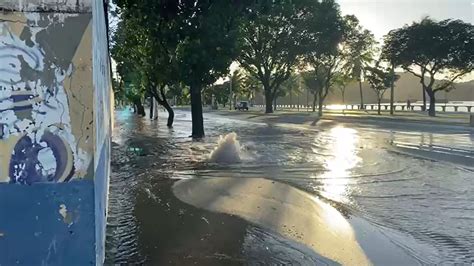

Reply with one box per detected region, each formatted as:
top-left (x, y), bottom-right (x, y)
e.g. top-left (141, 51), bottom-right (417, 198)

top-left (238, 0), bottom-right (342, 113)
top-left (382, 17), bottom-right (474, 116)
top-left (365, 61), bottom-right (399, 114)
top-left (113, 0), bottom-right (248, 137)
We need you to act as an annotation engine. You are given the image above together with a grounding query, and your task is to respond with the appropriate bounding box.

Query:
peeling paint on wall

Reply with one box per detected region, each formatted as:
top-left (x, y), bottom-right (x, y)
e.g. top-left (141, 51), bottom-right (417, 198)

top-left (0, 1), bottom-right (111, 264)
top-left (0, 0), bottom-right (92, 13)
top-left (0, 12), bottom-right (94, 184)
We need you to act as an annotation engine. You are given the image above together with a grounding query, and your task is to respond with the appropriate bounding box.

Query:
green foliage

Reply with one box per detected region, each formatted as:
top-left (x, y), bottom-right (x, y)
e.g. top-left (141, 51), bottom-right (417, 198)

top-left (366, 63), bottom-right (399, 99)
top-left (302, 12), bottom-right (376, 115)
top-left (169, 1), bottom-right (245, 89)
top-left (238, 0), bottom-right (342, 113)
top-left (277, 73), bottom-right (301, 98)
top-left (382, 17), bottom-right (474, 115)
top-left (301, 69), bottom-right (326, 96)
top-left (343, 15), bottom-right (377, 82)
top-left (382, 17), bottom-right (474, 76)
top-left (332, 71), bottom-right (353, 103)
top-left (365, 61), bottom-right (399, 114)
top-left (113, 1), bottom-right (248, 134)
top-left (333, 72), bottom-right (352, 90)
top-left (229, 70), bottom-right (244, 95)
top-left (240, 72), bottom-right (262, 100)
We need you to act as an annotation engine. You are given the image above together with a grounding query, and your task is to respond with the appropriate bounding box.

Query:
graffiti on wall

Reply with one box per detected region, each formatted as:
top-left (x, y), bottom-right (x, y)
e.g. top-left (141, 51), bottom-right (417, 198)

top-left (0, 12), bottom-right (94, 184)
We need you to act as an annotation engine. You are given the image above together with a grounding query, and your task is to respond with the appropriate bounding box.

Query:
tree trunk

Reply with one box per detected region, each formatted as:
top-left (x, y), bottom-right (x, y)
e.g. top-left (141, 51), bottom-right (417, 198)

top-left (159, 87), bottom-right (173, 126)
top-left (341, 90), bottom-right (345, 104)
top-left (318, 97), bottom-right (323, 117)
top-left (190, 84), bottom-right (205, 138)
top-left (312, 93), bottom-right (317, 112)
top-left (135, 99), bottom-right (145, 116)
top-left (264, 89), bottom-right (273, 113)
top-left (149, 97), bottom-right (154, 119)
top-left (421, 86), bottom-right (427, 111)
top-left (161, 100), bottom-right (174, 127)
top-left (273, 97), bottom-right (277, 111)
top-left (359, 80), bottom-right (364, 110)
top-left (153, 98), bottom-right (159, 120)
top-left (427, 89), bottom-right (436, 117)
top-left (318, 88), bottom-right (324, 117)
top-left (290, 91), bottom-right (292, 108)
top-left (377, 98), bottom-right (381, 115)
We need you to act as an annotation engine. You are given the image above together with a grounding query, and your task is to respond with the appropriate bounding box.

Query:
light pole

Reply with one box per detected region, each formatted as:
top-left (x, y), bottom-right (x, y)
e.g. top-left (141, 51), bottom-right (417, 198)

top-left (297, 92), bottom-right (300, 111)
top-left (229, 75), bottom-right (232, 110)
top-left (390, 64), bottom-right (395, 115)
top-left (306, 88), bottom-right (309, 112)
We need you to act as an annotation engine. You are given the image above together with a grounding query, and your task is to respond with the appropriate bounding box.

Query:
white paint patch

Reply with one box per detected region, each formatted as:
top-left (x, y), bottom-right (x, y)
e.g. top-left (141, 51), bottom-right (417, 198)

top-left (14, 119), bottom-right (31, 133)
top-left (37, 147), bottom-right (57, 176)
top-left (59, 204), bottom-right (67, 220)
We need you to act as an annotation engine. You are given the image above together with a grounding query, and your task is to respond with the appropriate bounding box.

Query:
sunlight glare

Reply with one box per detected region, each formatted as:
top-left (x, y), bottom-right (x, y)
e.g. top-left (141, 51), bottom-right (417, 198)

top-left (320, 127), bottom-right (360, 203)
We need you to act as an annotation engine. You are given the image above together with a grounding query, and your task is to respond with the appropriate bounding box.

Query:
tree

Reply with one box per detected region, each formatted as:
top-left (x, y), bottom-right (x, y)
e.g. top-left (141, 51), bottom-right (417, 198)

top-left (174, 1), bottom-right (245, 137)
top-left (114, 1), bottom-right (247, 137)
top-left (240, 72), bottom-right (262, 104)
top-left (366, 62), bottom-right (400, 114)
top-left (301, 70), bottom-right (325, 112)
top-left (165, 83), bottom-right (186, 106)
top-left (124, 79), bottom-right (146, 116)
top-left (304, 12), bottom-right (356, 116)
top-left (278, 73), bottom-right (301, 109)
top-left (229, 70), bottom-right (244, 109)
top-left (344, 16), bottom-right (377, 110)
top-left (239, 0), bottom-right (339, 113)
top-left (333, 72), bottom-right (352, 104)
top-left (203, 83), bottom-right (231, 108)
top-left (111, 7), bottom-right (176, 126)
top-left (112, 77), bottom-right (126, 107)
top-left (382, 18), bottom-right (474, 116)
top-left (111, 17), bottom-right (146, 116)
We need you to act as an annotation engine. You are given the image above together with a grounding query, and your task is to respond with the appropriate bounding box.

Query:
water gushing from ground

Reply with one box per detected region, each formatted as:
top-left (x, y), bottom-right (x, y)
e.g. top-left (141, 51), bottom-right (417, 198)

top-left (106, 108), bottom-right (474, 265)
top-left (209, 132), bottom-right (242, 164)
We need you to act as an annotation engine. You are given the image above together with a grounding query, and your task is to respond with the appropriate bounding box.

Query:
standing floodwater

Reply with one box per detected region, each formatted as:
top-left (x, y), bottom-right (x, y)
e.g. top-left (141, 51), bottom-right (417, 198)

top-left (106, 108), bottom-right (474, 265)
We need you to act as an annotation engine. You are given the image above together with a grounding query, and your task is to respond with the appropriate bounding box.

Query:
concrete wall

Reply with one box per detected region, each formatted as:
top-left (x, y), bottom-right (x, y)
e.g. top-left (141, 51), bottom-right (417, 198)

top-left (0, 0), bottom-right (111, 264)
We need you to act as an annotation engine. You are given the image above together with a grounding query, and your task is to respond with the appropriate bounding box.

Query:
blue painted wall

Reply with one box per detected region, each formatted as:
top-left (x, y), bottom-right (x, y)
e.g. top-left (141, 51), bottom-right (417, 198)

top-left (0, 181), bottom-right (95, 265)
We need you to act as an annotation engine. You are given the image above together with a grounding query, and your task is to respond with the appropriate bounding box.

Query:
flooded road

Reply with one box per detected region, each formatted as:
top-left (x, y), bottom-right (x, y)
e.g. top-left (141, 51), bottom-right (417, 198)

top-left (105, 108), bottom-right (474, 265)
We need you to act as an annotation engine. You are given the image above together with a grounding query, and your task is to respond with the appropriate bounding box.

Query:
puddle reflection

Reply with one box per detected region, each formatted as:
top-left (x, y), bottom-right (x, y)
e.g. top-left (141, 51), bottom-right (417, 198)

top-left (320, 127), bottom-right (361, 203)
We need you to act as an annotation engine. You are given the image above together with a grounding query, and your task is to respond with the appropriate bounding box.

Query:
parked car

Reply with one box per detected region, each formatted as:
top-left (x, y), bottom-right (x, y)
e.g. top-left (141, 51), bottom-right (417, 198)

top-left (235, 101), bottom-right (249, 111)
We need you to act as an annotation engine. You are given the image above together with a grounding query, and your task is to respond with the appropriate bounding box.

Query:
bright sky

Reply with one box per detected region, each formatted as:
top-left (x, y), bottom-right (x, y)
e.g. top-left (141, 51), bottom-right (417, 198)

top-left (337, 0), bottom-right (473, 42)
top-left (337, 0), bottom-right (474, 81)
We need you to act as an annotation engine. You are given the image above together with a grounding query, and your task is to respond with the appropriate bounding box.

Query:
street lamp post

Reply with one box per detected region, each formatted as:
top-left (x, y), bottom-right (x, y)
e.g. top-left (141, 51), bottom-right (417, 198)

top-left (229, 75), bottom-right (232, 110)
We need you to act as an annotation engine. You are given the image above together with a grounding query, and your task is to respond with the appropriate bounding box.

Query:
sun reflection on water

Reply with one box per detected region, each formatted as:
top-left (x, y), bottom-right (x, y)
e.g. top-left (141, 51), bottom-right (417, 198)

top-left (320, 126), bottom-right (361, 203)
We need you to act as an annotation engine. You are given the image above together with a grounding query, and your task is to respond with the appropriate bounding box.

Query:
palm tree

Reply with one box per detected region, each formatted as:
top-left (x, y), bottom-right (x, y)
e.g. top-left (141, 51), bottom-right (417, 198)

top-left (228, 70), bottom-right (243, 109)
top-left (241, 72), bottom-right (261, 104)
top-left (276, 73), bottom-right (301, 110)
top-left (345, 23), bottom-right (376, 110)
top-left (333, 72), bottom-right (352, 104)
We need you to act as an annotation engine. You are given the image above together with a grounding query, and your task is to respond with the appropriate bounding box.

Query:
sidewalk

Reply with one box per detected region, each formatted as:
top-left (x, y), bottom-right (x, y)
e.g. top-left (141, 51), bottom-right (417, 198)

top-left (209, 108), bottom-right (474, 131)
